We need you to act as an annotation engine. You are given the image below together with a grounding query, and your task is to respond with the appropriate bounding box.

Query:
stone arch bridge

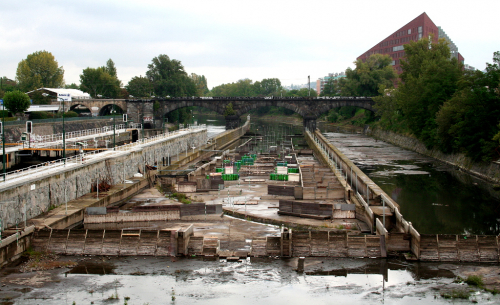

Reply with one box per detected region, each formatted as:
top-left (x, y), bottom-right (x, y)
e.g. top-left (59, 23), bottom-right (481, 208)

top-left (63, 97), bottom-right (374, 130)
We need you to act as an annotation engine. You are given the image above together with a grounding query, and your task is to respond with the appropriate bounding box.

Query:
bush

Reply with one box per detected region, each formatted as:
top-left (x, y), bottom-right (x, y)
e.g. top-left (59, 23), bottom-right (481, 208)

top-left (29, 111), bottom-right (54, 120)
top-left (464, 275), bottom-right (484, 288)
top-left (64, 111), bottom-right (78, 118)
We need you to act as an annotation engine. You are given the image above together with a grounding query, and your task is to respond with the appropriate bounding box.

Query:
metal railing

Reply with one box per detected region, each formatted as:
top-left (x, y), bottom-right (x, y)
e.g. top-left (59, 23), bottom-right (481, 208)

top-left (1, 124), bottom-right (207, 183)
top-left (1, 149), bottom-right (108, 183)
top-left (28, 124), bottom-right (128, 149)
top-left (115, 124), bottom-right (207, 152)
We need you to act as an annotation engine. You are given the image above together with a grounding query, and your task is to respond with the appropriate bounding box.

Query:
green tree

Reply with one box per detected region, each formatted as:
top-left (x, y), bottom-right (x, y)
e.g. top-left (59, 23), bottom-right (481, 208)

top-left (3, 90), bottom-right (30, 116)
top-left (106, 59), bottom-right (118, 78)
top-left (436, 52), bottom-right (500, 161)
top-left (0, 77), bottom-right (18, 98)
top-left (190, 73), bottom-right (209, 96)
top-left (254, 78), bottom-right (282, 96)
top-left (224, 102), bottom-right (236, 116)
top-left (286, 88), bottom-right (317, 97)
top-left (146, 54), bottom-right (197, 97)
top-left (16, 50), bottom-right (64, 92)
top-left (320, 78), bottom-right (339, 96)
top-left (126, 76), bottom-right (153, 98)
top-left (80, 67), bottom-right (120, 98)
top-left (64, 83), bottom-right (80, 89)
top-left (398, 36), bottom-right (463, 148)
top-left (338, 53), bottom-right (396, 97)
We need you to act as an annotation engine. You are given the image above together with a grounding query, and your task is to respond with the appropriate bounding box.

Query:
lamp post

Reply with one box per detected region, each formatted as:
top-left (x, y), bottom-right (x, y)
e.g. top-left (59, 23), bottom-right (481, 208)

top-left (43, 93), bottom-right (65, 163)
top-left (2, 102), bottom-right (5, 181)
top-left (98, 95), bottom-right (116, 150)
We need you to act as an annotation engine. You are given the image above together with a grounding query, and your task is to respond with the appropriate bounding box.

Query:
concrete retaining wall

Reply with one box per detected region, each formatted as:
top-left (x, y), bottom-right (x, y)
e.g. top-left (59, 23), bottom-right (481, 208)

top-left (0, 129), bottom-right (207, 229)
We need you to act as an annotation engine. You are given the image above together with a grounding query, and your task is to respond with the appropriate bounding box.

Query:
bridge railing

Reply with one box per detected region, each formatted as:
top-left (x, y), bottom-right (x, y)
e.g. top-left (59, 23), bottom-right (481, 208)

top-left (1, 115), bottom-right (123, 126)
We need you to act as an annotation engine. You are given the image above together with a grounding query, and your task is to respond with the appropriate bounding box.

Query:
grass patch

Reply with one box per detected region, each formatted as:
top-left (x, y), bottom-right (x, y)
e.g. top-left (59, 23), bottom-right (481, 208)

top-left (20, 248), bottom-right (77, 273)
top-left (440, 289), bottom-right (471, 299)
top-left (170, 192), bottom-right (191, 204)
top-left (464, 275), bottom-right (484, 288)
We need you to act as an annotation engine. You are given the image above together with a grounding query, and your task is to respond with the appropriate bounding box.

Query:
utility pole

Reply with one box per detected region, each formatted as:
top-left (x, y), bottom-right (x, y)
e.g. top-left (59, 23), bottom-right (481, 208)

top-left (308, 75), bottom-right (311, 97)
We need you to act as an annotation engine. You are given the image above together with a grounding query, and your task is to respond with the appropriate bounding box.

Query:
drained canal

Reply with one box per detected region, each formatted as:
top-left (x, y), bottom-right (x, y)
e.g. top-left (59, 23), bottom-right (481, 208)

top-left (2, 116), bottom-right (500, 304)
top-left (319, 126), bottom-right (500, 235)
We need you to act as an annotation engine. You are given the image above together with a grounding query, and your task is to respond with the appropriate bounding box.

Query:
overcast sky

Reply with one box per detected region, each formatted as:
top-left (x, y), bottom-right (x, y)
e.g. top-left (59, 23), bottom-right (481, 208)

top-left (1, 0), bottom-right (499, 90)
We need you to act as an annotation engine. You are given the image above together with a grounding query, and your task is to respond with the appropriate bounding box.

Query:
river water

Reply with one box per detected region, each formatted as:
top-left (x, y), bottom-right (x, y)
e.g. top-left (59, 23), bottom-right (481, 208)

top-left (318, 123), bottom-right (500, 235)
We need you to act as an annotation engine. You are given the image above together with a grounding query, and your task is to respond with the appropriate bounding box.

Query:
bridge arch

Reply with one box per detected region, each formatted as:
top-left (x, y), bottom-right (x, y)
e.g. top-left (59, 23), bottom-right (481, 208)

top-left (69, 104), bottom-right (92, 116)
top-left (98, 104), bottom-right (125, 116)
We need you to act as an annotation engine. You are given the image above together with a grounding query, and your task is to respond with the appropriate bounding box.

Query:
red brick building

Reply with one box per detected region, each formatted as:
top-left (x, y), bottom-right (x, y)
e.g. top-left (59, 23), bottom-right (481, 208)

top-left (357, 12), bottom-right (464, 74)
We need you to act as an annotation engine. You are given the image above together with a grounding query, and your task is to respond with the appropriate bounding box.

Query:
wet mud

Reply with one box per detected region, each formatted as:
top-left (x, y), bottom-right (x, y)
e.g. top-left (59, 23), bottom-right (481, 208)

top-left (1, 257), bottom-right (499, 304)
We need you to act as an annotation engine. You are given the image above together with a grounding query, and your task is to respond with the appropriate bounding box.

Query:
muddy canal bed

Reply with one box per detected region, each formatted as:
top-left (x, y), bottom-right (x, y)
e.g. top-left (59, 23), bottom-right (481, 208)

top-left (1, 257), bottom-right (499, 304)
top-left (322, 132), bottom-right (500, 235)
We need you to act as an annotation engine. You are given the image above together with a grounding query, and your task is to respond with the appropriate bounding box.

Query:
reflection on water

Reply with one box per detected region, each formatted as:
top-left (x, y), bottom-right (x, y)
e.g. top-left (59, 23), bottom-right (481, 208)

top-left (11, 257), bottom-right (499, 305)
top-left (193, 114), bottom-right (227, 138)
top-left (320, 130), bottom-right (500, 235)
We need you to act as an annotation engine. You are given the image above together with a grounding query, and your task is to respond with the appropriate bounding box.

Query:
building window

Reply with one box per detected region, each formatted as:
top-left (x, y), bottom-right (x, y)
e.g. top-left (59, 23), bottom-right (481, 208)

top-left (418, 33), bottom-right (422, 39)
top-left (418, 26), bottom-right (422, 33)
top-left (391, 60), bottom-right (395, 66)
top-left (408, 29), bottom-right (411, 35)
top-left (392, 45), bottom-right (404, 52)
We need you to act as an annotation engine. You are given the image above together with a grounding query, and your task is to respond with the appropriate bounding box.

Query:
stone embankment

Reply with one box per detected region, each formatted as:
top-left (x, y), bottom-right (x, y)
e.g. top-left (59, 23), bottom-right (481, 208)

top-left (367, 127), bottom-right (500, 184)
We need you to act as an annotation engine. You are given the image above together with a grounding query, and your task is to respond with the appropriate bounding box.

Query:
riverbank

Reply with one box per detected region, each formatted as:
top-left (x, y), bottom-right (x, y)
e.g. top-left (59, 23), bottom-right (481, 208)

top-left (366, 127), bottom-right (500, 184)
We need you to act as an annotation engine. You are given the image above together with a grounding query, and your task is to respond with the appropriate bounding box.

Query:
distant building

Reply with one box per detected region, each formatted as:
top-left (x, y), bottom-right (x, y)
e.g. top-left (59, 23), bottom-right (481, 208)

top-left (316, 72), bottom-right (346, 95)
top-left (357, 12), bottom-right (465, 74)
top-left (26, 88), bottom-right (91, 101)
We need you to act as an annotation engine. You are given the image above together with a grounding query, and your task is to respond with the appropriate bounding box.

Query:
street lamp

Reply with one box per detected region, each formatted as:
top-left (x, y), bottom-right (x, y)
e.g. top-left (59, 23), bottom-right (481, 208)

top-left (42, 93), bottom-right (65, 163)
top-left (1, 102), bottom-right (5, 181)
top-left (98, 95), bottom-right (116, 150)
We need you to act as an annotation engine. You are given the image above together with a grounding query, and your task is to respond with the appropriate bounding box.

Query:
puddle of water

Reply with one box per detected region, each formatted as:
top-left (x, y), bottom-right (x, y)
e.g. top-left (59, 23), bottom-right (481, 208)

top-left (8, 257), bottom-right (500, 305)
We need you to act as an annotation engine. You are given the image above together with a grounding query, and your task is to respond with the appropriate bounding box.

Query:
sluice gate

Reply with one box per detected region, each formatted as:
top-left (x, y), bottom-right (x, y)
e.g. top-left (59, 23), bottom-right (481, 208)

top-left (31, 228), bottom-right (411, 258)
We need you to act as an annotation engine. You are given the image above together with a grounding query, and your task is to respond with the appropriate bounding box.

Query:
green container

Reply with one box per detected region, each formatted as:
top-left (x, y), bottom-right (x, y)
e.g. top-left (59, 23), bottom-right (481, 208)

top-left (216, 168), bottom-right (223, 173)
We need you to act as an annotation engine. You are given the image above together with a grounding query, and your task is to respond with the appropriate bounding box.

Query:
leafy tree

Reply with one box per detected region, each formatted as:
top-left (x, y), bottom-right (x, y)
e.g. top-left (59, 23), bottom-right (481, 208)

top-left (398, 36), bottom-right (463, 148)
top-left (338, 53), bottom-right (396, 97)
top-left (126, 76), bottom-right (153, 98)
top-left (436, 52), bottom-right (500, 161)
top-left (3, 90), bottom-right (30, 116)
top-left (320, 78), bottom-right (339, 96)
top-left (146, 54), bottom-right (196, 97)
top-left (105, 59), bottom-right (118, 78)
top-left (190, 73), bottom-right (209, 96)
top-left (286, 88), bottom-right (317, 97)
top-left (64, 83), bottom-right (80, 89)
top-left (254, 78), bottom-right (282, 96)
top-left (31, 91), bottom-right (51, 105)
top-left (0, 77), bottom-right (18, 98)
top-left (80, 67), bottom-right (120, 98)
top-left (16, 50), bottom-right (64, 92)
top-left (224, 102), bottom-right (236, 116)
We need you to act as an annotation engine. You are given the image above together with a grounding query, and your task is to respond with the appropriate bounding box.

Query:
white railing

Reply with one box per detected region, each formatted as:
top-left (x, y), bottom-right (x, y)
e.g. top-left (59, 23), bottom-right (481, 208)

top-left (1, 149), bottom-right (107, 183)
top-left (1, 125), bottom-right (207, 183)
top-left (29, 124), bottom-right (128, 148)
